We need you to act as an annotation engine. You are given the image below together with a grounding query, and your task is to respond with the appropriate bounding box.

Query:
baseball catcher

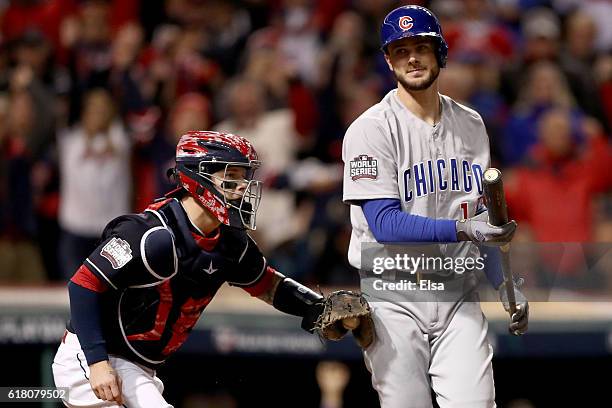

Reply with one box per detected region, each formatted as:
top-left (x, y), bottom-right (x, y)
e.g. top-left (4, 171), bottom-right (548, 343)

top-left (52, 131), bottom-right (373, 408)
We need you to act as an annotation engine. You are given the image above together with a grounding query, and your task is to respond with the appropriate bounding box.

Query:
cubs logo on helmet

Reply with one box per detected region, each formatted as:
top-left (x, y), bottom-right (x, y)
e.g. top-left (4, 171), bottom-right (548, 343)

top-left (380, 5), bottom-right (449, 67)
top-left (398, 16), bottom-right (413, 31)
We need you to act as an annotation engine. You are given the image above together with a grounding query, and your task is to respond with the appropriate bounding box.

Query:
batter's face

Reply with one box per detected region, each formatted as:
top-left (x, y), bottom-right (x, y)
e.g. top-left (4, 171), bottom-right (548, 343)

top-left (385, 37), bottom-right (440, 91)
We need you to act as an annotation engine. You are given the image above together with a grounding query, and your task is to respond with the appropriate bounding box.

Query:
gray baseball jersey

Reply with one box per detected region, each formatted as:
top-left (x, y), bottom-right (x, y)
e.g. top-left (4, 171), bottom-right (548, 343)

top-left (343, 90), bottom-right (490, 271)
top-left (342, 90), bottom-right (496, 408)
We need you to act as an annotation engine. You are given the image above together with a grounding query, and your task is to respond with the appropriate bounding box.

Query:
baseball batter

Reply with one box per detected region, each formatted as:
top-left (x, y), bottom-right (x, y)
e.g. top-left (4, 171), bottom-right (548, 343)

top-left (342, 6), bottom-right (529, 408)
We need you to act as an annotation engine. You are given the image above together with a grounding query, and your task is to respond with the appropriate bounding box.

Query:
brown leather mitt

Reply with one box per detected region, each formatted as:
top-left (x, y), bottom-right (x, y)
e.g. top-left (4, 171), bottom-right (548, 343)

top-left (314, 290), bottom-right (375, 348)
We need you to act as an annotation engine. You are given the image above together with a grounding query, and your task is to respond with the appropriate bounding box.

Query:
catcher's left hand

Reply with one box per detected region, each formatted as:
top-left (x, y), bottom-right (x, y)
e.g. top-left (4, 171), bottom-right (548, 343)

top-left (314, 290), bottom-right (375, 348)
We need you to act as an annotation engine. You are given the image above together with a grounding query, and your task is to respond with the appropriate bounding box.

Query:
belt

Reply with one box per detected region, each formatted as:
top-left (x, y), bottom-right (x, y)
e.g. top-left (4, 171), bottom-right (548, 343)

top-left (411, 271), bottom-right (458, 283)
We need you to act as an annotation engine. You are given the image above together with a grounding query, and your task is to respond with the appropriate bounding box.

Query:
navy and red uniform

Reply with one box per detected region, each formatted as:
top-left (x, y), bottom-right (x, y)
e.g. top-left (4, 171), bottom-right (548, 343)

top-left (68, 197), bottom-right (275, 368)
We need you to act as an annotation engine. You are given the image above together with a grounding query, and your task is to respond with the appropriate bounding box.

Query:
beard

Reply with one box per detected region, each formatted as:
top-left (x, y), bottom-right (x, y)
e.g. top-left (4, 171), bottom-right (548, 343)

top-left (394, 64), bottom-right (440, 91)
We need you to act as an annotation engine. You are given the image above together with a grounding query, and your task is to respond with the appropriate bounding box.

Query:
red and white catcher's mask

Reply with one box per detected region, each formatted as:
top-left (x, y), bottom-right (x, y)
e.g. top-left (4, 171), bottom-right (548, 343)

top-left (173, 131), bottom-right (262, 230)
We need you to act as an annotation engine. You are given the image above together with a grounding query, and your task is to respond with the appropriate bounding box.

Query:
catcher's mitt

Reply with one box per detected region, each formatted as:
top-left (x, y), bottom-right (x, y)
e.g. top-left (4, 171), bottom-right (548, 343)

top-left (314, 290), bottom-right (375, 348)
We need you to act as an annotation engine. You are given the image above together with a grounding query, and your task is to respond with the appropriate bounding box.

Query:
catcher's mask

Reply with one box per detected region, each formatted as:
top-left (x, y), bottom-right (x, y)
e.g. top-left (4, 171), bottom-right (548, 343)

top-left (172, 130), bottom-right (262, 230)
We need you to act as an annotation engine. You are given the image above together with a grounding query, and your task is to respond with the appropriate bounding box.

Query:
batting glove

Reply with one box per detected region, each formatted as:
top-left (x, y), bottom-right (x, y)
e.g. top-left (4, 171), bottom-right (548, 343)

top-left (456, 210), bottom-right (517, 245)
top-left (498, 279), bottom-right (529, 336)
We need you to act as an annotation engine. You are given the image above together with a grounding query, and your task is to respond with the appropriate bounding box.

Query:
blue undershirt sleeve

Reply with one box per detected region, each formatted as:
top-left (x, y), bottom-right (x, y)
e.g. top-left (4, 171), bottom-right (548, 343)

top-left (68, 281), bottom-right (108, 365)
top-left (360, 199), bottom-right (458, 243)
top-left (480, 246), bottom-right (504, 289)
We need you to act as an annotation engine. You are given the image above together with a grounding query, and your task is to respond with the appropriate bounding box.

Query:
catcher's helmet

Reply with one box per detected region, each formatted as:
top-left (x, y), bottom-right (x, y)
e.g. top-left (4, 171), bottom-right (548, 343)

top-left (380, 5), bottom-right (448, 68)
top-left (173, 131), bottom-right (262, 230)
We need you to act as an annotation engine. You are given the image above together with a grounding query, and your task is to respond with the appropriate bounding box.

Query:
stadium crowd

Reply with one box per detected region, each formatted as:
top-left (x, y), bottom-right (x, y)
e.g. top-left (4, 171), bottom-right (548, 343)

top-left (0, 0), bottom-right (611, 289)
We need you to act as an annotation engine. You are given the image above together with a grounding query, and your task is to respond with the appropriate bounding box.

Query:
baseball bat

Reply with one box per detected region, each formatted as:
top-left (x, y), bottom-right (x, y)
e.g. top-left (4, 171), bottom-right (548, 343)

top-left (482, 168), bottom-right (517, 316)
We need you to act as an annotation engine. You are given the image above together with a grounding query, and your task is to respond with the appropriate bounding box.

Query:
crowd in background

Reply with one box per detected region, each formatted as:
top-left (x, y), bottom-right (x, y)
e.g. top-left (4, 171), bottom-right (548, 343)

top-left (0, 0), bottom-right (611, 290)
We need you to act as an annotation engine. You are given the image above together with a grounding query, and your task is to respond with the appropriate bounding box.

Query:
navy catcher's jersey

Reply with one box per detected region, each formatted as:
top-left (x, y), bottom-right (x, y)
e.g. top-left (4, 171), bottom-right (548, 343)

top-left (71, 198), bottom-right (268, 368)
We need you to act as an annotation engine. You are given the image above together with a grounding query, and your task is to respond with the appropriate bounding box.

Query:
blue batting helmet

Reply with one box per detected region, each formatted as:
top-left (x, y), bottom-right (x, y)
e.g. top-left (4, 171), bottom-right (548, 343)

top-left (380, 5), bottom-right (448, 67)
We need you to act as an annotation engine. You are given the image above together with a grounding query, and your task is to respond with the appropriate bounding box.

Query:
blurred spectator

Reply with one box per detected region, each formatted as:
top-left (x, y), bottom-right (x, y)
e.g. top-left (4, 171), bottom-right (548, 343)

top-left (214, 76), bottom-right (299, 251)
top-left (554, 0), bottom-right (612, 53)
top-left (311, 0), bottom-right (349, 35)
top-left (200, 0), bottom-right (252, 77)
top-left (276, 0), bottom-right (321, 87)
top-left (10, 28), bottom-right (72, 130)
top-left (559, 10), bottom-right (609, 130)
top-left (164, 0), bottom-right (208, 26)
top-left (64, 2), bottom-right (147, 119)
top-left (0, 0), bottom-right (608, 288)
top-left (352, 0), bottom-right (397, 92)
top-left (438, 62), bottom-right (477, 105)
top-left (315, 10), bottom-right (381, 161)
top-left (140, 92), bottom-right (211, 205)
top-left (316, 361), bottom-right (350, 408)
top-left (443, 0), bottom-right (516, 63)
top-left (1, 0), bottom-right (78, 48)
top-left (242, 33), bottom-right (319, 141)
top-left (301, 84), bottom-right (374, 285)
top-left (19, 50), bottom-right (64, 281)
top-left (505, 109), bottom-right (612, 287)
top-left (431, 1), bottom-right (512, 152)
top-left (0, 61), bottom-right (56, 282)
top-left (247, 0), bottom-right (322, 87)
top-left (0, 88), bottom-right (48, 282)
top-left (143, 25), bottom-right (221, 112)
top-left (501, 61), bottom-right (582, 165)
top-left (7, 64), bottom-right (56, 158)
top-left (241, 43), bottom-right (292, 110)
top-left (11, 29), bottom-right (56, 87)
top-left (500, 7), bottom-right (561, 106)
top-left (57, 88), bottom-right (131, 279)
top-left (108, 22), bottom-right (148, 115)
top-left (438, 60), bottom-right (508, 160)
top-left (62, 0), bottom-right (113, 122)
top-left (505, 108), bottom-right (612, 242)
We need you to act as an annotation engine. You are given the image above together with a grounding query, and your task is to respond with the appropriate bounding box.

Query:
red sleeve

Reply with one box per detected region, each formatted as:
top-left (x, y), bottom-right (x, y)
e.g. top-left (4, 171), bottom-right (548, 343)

top-left (70, 265), bottom-right (109, 293)
top-left (583, 136), bottom-right (612, 193)
top-left (288, 81), bottom-right (318, 138)
top-left (242, 266), bottom-right (276, 297)
top-left (504, 169), bottom-right (531, 224)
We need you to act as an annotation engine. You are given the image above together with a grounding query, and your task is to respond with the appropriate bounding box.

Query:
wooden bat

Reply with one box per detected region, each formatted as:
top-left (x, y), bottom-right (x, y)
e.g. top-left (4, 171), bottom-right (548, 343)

top-left (482, 168), bottom-right (516, 316)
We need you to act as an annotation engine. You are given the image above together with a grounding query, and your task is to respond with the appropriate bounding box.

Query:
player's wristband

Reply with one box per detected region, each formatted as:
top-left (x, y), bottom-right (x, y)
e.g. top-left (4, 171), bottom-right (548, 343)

top-left (272, 278), bottom-right (324, 332)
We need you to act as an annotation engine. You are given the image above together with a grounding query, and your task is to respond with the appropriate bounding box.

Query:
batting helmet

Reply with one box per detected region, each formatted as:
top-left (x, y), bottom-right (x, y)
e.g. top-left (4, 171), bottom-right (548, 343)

top-left (173, 131), bottom-right (262, 230)
top-left (380, 5), bottom-right (448, 68)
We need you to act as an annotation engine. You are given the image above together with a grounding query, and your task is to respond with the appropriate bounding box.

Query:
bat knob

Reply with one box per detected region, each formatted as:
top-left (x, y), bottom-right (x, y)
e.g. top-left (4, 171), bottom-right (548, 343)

top-left (484, 168), bottom-right (501, 183)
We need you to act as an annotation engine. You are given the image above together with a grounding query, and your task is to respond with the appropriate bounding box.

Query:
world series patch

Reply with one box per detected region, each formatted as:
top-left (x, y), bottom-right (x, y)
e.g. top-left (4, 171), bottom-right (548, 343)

top-left (100, 237), bottom-right (133, 269)
top-left (350, 155), bottom-right (378, 180)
